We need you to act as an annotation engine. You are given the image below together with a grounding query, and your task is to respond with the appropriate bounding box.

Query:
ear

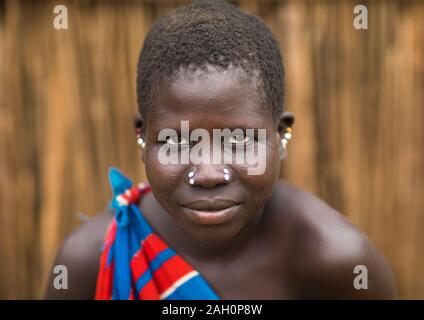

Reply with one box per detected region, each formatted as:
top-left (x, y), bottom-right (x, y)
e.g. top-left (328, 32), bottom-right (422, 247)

top-left (133, 116), bottom-right (146, 163)
top-left (277, 111), bottom-right (295, 136)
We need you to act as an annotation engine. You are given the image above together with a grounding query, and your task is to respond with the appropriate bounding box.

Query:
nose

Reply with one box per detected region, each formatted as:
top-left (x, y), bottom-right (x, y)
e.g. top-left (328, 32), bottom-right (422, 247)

top-left (191, 164), bottom-right (230, 189)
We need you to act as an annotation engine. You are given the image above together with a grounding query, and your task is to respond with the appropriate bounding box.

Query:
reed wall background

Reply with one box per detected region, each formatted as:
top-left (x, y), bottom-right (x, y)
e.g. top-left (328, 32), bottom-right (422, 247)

top-left (1, 0), bottom-right (423, 299)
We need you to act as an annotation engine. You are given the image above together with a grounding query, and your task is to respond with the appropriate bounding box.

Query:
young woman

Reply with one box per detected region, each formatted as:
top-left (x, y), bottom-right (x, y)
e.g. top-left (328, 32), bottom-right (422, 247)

top-left (45, 1), bottom-right (396, 300)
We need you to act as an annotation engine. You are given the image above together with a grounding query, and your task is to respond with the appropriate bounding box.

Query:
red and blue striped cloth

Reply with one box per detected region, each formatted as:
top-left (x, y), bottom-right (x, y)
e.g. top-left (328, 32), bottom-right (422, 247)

top-left (95, 167), bottom-right (219, 300)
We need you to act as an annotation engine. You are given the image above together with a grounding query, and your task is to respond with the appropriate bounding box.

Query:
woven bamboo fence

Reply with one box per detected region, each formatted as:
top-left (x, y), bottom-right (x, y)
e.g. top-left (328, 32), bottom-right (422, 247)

top-left (0, 0), bottom-right (423, 299)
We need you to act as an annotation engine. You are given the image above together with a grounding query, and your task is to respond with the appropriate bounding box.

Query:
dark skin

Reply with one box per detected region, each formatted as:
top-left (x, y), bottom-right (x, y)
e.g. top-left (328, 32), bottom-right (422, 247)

top-left (45, 66), bottom-right (396, 299)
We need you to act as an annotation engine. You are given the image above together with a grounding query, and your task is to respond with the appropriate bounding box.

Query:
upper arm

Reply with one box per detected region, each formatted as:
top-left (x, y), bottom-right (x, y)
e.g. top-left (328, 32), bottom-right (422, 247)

top-left (284, 190), bottom-right (397, 299)
top-left (298, 225), bottom-right (397, 299)
top-left (315, 236), bottom-right (396, 299)
top-left (44, 211), bottom-right (113, 300)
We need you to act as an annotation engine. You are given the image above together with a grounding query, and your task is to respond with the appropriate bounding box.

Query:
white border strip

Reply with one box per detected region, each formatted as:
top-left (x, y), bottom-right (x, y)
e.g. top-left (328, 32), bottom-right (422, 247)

top-left (159, 270), bottom-right (199, 300)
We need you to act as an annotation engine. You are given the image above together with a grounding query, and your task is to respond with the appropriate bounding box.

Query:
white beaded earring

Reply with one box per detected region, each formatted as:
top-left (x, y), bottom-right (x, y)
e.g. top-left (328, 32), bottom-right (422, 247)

top-left (279, 127), bottom-right (293, 160)
top-left (137, 137), bottom-right (146, 149)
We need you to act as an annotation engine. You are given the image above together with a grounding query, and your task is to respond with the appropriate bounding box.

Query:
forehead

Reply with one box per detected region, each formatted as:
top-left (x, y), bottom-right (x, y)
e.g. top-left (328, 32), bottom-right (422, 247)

top-left (148, 65), bottom-right (273, 130)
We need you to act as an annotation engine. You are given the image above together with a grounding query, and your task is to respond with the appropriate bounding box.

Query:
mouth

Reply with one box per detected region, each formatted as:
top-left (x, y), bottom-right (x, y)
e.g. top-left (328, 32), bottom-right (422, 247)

top-left (180, 199), bottom-right (241, 225)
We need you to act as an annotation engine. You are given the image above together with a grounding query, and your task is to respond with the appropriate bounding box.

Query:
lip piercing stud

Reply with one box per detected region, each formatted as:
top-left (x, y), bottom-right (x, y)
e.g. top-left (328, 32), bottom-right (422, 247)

top-left (223, 168), bottom-right (230, 181)
top-left (188, 171), bottom-right (195, 185)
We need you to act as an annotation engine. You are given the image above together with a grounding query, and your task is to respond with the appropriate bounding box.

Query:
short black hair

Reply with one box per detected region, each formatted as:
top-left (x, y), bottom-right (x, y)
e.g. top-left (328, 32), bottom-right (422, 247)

top-left (136, 0), bottom-right (285, 121)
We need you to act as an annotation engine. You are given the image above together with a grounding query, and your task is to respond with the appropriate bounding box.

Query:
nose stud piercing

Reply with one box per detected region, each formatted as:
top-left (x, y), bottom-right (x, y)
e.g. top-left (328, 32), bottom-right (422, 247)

top-left (223, 168), bottom-right (230, 181)
top-left (187, 168), bottom-right (231, 185)
top-left (188, 171), bottom-right (195, 185)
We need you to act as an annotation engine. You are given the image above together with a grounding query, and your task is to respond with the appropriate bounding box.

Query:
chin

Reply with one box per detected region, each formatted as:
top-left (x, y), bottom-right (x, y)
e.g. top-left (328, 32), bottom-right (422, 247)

top-left (182, 219), bottom-right (246, 243)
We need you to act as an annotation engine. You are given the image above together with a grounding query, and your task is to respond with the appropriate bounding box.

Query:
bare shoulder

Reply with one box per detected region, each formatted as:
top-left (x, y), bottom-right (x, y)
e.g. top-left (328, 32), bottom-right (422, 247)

top-left (44, 209), bottom-right (114, 299)
top-left (272, 180), bottom-right (397, 299)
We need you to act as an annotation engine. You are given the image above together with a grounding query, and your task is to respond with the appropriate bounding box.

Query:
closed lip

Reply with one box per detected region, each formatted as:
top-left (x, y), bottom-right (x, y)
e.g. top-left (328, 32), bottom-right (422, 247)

top-left (180, 199), bottom-right (242, 225)
top-left (181, 199), bottom-right (241, 211)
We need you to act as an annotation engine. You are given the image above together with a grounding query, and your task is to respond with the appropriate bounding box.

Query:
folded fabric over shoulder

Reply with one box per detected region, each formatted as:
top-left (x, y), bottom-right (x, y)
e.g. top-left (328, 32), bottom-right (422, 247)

top-left (95, 167), bottom-right (219, 300)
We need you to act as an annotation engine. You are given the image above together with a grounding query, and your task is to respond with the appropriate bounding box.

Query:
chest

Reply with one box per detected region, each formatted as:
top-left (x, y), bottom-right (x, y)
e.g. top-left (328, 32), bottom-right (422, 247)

top-left (187, 248), bottom-right (294, 299)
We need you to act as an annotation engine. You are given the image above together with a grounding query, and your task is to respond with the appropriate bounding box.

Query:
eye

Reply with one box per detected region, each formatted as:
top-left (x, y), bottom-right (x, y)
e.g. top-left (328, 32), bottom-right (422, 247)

top-left (226, 134), bottom-right (251, 145)
top-left (166, 135), bottom-right (190, 146)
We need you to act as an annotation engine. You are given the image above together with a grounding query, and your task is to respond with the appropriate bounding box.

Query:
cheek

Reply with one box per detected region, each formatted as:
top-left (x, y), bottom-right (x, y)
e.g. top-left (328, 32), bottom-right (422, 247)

top-left (266, 138), bottom-right (281, 178)
top-left (235, 139), bottom-right (280, 204)
top-left (144, 147), bottom-right (185, 202)
top-left (238, 136), bottom-right (280, 178)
